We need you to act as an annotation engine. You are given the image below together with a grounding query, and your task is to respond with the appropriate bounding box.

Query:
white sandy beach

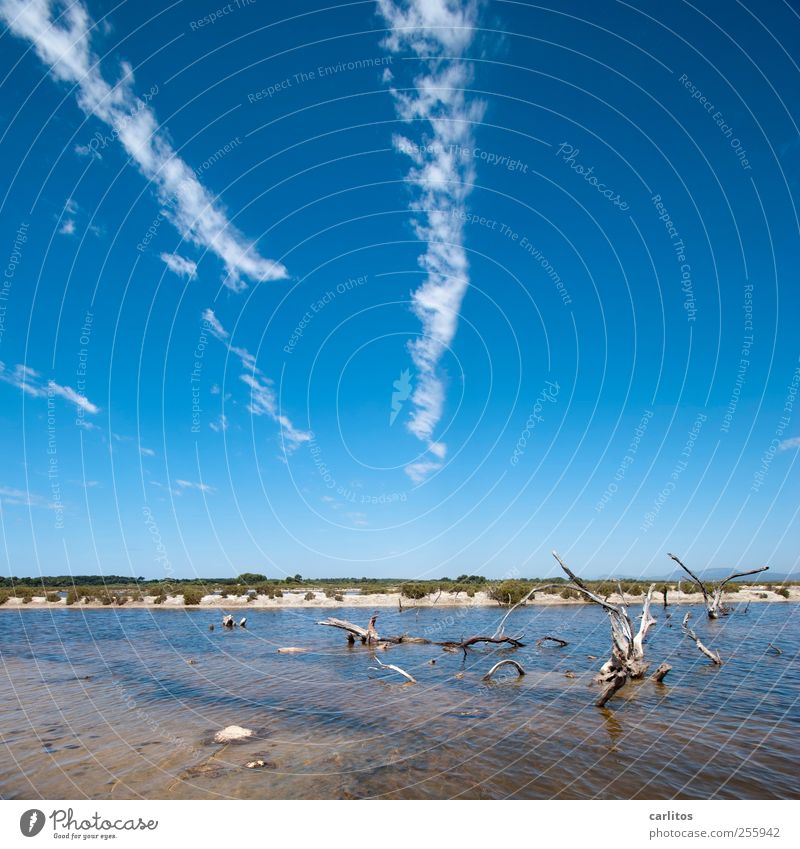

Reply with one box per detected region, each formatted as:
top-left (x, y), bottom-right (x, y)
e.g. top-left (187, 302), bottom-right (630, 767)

top-left (2, 585), bottom-right (797, 610)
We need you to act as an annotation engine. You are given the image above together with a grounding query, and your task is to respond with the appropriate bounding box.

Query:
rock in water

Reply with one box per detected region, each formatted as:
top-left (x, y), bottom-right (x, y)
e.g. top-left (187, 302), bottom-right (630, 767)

top-left (214, 725), bottom-right (253, 743)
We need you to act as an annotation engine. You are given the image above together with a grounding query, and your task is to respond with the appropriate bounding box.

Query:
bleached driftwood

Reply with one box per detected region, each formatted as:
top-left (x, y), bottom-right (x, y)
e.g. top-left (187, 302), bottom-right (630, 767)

top-left (369, 656), bottom-right (416, 683)
top-left (482, 659), bottom-right (525, 681)
top-left (552, 552), bottom-right (656, 679)
top-left (550, 552), bottom-right (663, 707)
top-left (318, 614), bottom-right (381, 644)
top-left (681, 612), bottom-right (722, 665)
top-left (668, 553), bottom-right (768, 618)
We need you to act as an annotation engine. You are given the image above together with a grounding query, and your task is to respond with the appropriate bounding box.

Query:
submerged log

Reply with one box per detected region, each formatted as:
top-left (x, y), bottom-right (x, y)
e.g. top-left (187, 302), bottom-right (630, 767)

top-left (596, 667), bottom-right (627, 708)
top-left (536, 635), bottom-right (568, 647)
top-left (668, 553), bottom-right (768, 618)
top-left (651, 662), bottom-right (672, 683)
top-left (483, 659), bottom-right (525, 681)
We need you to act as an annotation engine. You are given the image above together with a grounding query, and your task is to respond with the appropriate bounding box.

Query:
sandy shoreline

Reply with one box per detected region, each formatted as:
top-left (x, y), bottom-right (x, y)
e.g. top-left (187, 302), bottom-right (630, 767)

top-left (1, 585), bottom-right (797, 610)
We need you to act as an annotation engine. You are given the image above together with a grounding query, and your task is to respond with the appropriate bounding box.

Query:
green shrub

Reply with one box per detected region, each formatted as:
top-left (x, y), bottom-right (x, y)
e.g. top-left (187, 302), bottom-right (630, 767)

top-left (65, 589), bottom-right (78, 605)
top-left (46, 592), bottom-right (60, 603)
top-left (152, 593), bottom-right (166, 605)
top-left (723, 582), bottom-right (741, 594)
top-left (182, 589), bottom-right (203, 605)
top-left (116, 595), bottom-right (127, 605)
top-left (100, 593), bottom-right (113, 605)
top-left (560, 588), bottom-right (578, 600)
top-left (334, 593), bottom-right (343, 602)
top-left (466, 587), bottom-right (476, 598)
top-left (401, 583), bottom-right (428, 600)
top-left (758, 592), bottom-right (768, 599)
top-left (0, 592), bottom-right (9, 605)
top-left (304, 591), bottom-right (315, 601)
top-left (273, 588), bottom-right (283, 598)
top-left (488, 580), bottom-right (533, 606)
top-left (776, 587), bottom-right (790, 598)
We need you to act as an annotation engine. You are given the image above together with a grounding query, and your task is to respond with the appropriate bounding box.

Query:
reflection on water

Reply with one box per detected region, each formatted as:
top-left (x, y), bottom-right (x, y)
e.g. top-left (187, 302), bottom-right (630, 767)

top-left (0, 603), bottom-right (797, 799)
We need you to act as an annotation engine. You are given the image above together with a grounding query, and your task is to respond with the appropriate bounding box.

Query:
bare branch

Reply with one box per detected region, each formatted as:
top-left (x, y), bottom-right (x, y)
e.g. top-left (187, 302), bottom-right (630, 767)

top-left (482, 659), bottom-right (525, 681)
top-left (681, 612), bottom-right (722, 665)
top-left (667, 553), bottom-right (709, 602)
top-left (368, 656), bottom-right (416, 683)
top-left (717, 565), bottom-right (769, 590)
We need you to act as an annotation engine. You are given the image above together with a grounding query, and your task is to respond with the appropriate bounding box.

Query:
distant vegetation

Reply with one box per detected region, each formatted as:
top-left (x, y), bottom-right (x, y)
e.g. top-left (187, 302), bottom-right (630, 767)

top-left (0, 573), bottom-right (794, 607)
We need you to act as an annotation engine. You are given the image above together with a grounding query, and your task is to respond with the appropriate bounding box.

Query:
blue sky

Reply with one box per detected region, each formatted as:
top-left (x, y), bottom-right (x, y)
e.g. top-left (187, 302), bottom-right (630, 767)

top-left (0, 0), bottom-right (799, 580)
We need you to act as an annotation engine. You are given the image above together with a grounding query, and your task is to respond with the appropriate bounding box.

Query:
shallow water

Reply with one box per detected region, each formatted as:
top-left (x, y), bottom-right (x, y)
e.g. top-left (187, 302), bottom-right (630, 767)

top-left (0, 602), bottom-right (797, 799)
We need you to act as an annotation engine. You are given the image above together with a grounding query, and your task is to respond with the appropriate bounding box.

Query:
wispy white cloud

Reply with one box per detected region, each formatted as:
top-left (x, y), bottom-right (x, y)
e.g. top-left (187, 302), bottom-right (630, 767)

top-left (0, 361), bottom-right (99, 414)
top-left (160, 252), bottom-right (197, 281)
top-left (778, 436), bottom-right (800, 451)
top-left (0, 485), bottom-right (45, 508)
top-left (139, 446), bottom-right (156, 457)
top-left (378, 0), bottom-right (483, 481)
top-left (404, 459), bottom-right (443, 484)
top-left (209, 413), bottom-right (228, 432)
top-left (59, 218), bottom-right (76, 235)
top-left (0, 0), bottom-right (287, 291)
top-left (202, 309), bottom-right (310, 451)
top-left (175, 479), bottom-right (214, 493)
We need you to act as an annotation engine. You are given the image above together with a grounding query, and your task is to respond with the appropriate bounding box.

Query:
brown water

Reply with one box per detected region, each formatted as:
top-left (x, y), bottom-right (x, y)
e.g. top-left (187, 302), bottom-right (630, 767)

top-left (0, 603), bottom-right (797, 799)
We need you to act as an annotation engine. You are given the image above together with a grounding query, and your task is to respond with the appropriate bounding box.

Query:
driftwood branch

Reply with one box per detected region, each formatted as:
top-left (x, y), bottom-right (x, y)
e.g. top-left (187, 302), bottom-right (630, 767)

top-left (552, 551), bottom-right (664, 708)
top-left (651, 663), bottom-right (672, 683)
top-left (368, 656), bottom-right (416, 683)
top-left (596, 669), bottom-right (627, 708)
top-left (318, 615), bottom-right (380, 644)
top-left (681, 612), bottom-right (722, 664)
top-left (536, 635), bottom-right (569, 647)
top-left (669, 553), bottom-right (768, 618)
top-left (482, 659), bottom-right (525, 681)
